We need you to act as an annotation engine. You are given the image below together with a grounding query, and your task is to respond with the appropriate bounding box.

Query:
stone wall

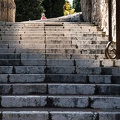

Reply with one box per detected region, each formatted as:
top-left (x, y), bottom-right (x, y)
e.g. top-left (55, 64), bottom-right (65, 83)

top-left (81, 0), bottom-right (116, 41)
top-left (0, 0), bottom-right (16, 22)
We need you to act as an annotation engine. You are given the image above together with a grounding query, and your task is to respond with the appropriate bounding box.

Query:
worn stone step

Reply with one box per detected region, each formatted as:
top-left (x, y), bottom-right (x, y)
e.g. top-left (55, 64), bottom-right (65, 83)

top-left (7, 44), bottom-right (45, 49)
top-left (1, 36), bottom-right (45, 40)
top-left (0, 84), bottom-right (100, 95)
top-left (0, 74), bottom-right (116, 83)
top-left (1, 95), bottom-right (120, 109)
top-left (45, 36), bottom-right (107, 41)
top-left (8, 74), bottom-right (45, 83)
top-left (2, 111), bottom-right (48, 120)
top-left (1, 110), bottom-right (120, 120)
top-left (0, 58), bottom-right (120, 67)
top-left (0, 53), bottom-right (21, 59)
top-left (0, 33), bottom-right (45, 36)
top-left (1, 96), bottom-right (88, 108)
top-left (0, 40), bottom-right (45, 44)
top-left (0, 40), bottom-right (107, 45)
top-left (45, 33), bottom-right (103, 37)
top-left (1, 96), bottom-right (47, 108)
top-left (44, 48), bottom-right (105, 55)
top-left (0, 31), bottom-right (45, 34)
top-left (0, 84), bottom-right (47, 95)
top-left (0, 28), bottom-right (45, 32)
top-left (49, 84), bottom-right (120, 95)
top-left (10, 53), bottom-right (105, 60)
top-left (91, 96), bottom-right (120, 109)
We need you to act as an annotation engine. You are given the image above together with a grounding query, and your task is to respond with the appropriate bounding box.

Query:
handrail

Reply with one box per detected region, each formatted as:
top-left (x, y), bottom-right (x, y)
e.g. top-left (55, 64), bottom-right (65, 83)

top-left (105, 0), bottom-right (116, 59)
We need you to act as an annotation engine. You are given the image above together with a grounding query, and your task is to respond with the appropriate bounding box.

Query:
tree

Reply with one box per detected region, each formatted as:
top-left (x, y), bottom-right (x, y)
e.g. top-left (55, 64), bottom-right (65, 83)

top-left (42, 0), bottom-right (65, 18)
top-left (73, 0), bottom-right (81, 12)
top-left (15, 0), bottom-right (44, 22)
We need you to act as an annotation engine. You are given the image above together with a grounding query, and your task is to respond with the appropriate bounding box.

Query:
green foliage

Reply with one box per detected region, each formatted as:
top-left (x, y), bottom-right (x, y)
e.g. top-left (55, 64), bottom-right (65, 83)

top-left (15, 0), bottom-right (44, 22)
top-left (42, 0), bottom-right (65, 18)
top-left (73, 0), bottom-right (81, 12)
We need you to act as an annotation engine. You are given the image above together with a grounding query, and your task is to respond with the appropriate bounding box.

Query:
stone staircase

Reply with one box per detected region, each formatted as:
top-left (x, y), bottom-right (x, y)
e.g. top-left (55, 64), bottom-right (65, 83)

top-left (0, 21), bottom-right (120, 120)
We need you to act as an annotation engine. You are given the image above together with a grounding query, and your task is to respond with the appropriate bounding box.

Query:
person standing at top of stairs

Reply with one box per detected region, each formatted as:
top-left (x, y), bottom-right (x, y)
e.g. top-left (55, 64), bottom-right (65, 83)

top-left (41, 13), bottom-right (47, 20)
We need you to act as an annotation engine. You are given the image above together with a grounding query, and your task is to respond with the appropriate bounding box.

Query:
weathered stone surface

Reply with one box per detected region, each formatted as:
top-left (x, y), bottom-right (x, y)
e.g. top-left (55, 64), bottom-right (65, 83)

top-left (1, 96), bottom-right (47, 107)
top-left (0, 75), bottom-right (8, 83)
top-left (81, 0), bottom-right (92, 22)
top-left (102, 67), bottom-right (120, 75)
top-left (0, 53), bottom-right (20, 59)
top-left (0, 85), bottom-right (11, 95)
top-left (47, 60), bottom-right (74, 66)
top-left (21, 53), bottom-right (45, 60)
top-left (12, 84), bottom-right (47, 95)
top-left (50, 112), bottom-right (94, 120)
top-left (91, 97), bottom-right (120, 109)
top-left (14, 66), bottom-right (45, 74)
top-left (9, 74), bottom-right (45, 83)
top-left (21, 60), bottom-right (46, 66)
top-left (48, 84), bottom-right (95, 95)
top-left (99, 112), bottom-right (120, 120)
top-left (81, 0), bottom-right (116, 40)
top-left (45, 66), bottom-right (75, 74)
top-left (0, 66), bottom-right (13, 74)
top-left (45, 74), bottom-right (87, 83)
top-left (112, 76), bottom-right (120, 84)
top-left (76, 60), bottom-right (100, 67)
top-left (2, 111), bottom-right (48, 120)
top-left (76, 67), bottom-right (101, 75)
top-left (0, 0), bottom-right (16, 22)
top-left (89, 75), bottom-right (111, 83)
top-left (97, 84), bottom-right (120, 95)
top-left (48, 96), bottom-right (89, 108)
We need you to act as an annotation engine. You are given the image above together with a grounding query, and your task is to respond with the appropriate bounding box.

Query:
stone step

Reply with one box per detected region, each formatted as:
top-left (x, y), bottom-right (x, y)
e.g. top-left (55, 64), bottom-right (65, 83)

top-left (0, 74), bottom-right (120, 84)
top-left (2, 111), bottom-right (48, 120)
top-left (1, 110), bottom-right (120, 120)
top-left (0, 27), bottom-right (99, 32)
top-left (0, 28), bottom-right (45, 31)
top-left (0, 33), bottom-right (45, 36)
top-left (1, 36), bottom-right (106, 41)
top-left (1, 95), bottom-right (120, 109)
top-left (0, 53), bottom-right (105, 60)
top-left (1, 36), bottom-right (45, 40)
top-left (0, 40), bottom-right (45, 44)
top-left (1, 84), bottom-right (119, 95)
top-left (0, 44), bottom-right (46, 49)
top-left (0, 31), bottom-right (44, 34)
top-left (0, 40), bottom-right (107, 45)
top-left (0, 48), bottom-right (106, 54)
top-left (0, 59), bottom-right (102, 66)
top-left (0, 33), bottom-right (104, 38)
top-left (0, 58), bottom-right (120, 67)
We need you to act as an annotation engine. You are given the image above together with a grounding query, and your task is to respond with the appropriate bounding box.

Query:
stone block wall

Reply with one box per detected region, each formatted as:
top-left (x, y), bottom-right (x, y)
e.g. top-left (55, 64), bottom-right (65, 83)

top-left (0, 0), bottom-right (16, 22)
top-left (81, 0), bottom-right (116, 41)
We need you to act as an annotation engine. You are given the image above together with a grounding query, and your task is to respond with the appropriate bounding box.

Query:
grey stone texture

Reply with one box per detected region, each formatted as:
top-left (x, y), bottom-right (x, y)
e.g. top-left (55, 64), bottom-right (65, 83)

top-left (0, 75), bottom-right (8, 83)
top-left (9, 74), bottom-right (45, 83)
top-left (89, 75), bottom-right (112, 84)
top-left (12, 84), bottom-right (47, 95)
top-left (48, 96), bottom-right (89, 108)
top-left (48, 84), bottom-right (95, 95)
top-left (2, 111), bottom-right (48, 120)
top-left (50, 112), bottom-right (94, 120)
top-left (91, 97), bottom-right (120, 109)
top-left (99, 112), bottom-right (120, 120)
top-left (1, 96), bottom-right (47, 107)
